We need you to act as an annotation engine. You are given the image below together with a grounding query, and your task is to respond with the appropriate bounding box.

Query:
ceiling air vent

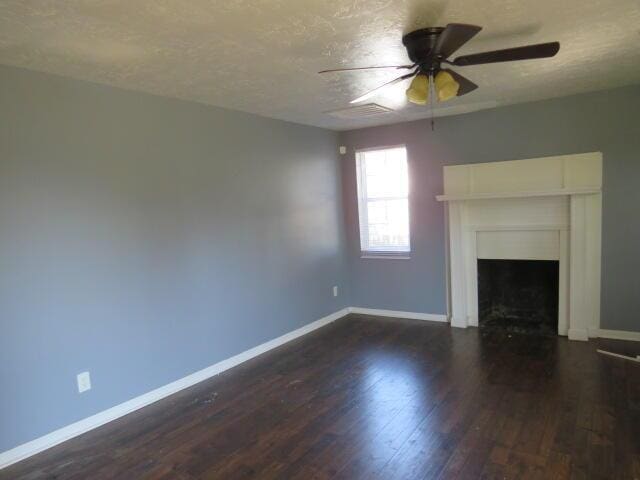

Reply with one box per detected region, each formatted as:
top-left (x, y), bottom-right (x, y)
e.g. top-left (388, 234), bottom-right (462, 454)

top-left (325, 103), bottom-right (393, 119)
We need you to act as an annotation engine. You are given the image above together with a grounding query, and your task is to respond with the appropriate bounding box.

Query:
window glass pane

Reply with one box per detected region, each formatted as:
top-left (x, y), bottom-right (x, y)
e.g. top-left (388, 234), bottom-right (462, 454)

top-left (362, 150), bottom-right (387, 174)
top-left (364, 148), bottom-right (408, 198)
top-left (356, 146), bottom-right (410, 253)
top-left (366, 199), bottom-right (409, 250)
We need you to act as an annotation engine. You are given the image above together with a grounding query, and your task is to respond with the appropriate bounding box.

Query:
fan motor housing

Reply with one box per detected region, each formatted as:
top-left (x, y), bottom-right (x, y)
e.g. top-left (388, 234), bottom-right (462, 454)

top-left (402, 27), bottom-right (444, 68)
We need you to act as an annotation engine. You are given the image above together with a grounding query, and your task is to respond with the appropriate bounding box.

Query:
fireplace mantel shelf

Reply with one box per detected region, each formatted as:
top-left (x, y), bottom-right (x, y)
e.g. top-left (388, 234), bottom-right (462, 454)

top-left (436, 187), bottom-right (600, 202)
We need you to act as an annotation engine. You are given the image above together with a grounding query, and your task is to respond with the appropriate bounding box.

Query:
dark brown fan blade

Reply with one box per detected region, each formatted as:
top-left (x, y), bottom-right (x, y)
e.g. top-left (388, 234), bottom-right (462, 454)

top-left (452, 42), bottom-right (560, 66)
top-left (433, 23), bottom-right (482, 59)
top-left (319, 65), bottom-right (415, 74)
top-left (440, 69), bottom-right (478, 96)
top-left (349, 70), bottom-right (417, 104)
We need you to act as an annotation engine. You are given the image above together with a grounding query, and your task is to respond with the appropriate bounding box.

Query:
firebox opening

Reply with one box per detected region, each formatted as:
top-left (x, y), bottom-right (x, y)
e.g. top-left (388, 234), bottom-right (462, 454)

top-left (478, 259), bottom-right (559, 336)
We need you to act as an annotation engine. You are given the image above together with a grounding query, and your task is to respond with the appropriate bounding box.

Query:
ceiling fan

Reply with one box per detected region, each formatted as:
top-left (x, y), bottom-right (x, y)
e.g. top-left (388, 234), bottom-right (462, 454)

top-left (319, 24), bottom-right (560, 106)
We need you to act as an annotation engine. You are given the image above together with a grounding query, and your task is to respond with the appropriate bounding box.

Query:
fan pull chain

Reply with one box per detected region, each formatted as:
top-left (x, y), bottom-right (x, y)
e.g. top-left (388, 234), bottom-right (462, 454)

top-left (429, 73), bottom-right (435, 131)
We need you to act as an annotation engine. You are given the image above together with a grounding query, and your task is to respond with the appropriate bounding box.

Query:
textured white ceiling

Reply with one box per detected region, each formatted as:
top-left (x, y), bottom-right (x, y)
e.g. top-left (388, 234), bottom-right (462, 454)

top-left (1, 0), bottom-right (639, 130)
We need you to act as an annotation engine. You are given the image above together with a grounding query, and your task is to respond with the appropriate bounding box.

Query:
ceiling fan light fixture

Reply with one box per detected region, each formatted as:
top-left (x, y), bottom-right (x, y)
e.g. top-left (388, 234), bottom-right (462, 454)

top-left (406, 74), bottom-right (430, 105)
top-left (322, 24), bottom-right (559, 107)
top-left (434, 70), bottom-right (460, 102)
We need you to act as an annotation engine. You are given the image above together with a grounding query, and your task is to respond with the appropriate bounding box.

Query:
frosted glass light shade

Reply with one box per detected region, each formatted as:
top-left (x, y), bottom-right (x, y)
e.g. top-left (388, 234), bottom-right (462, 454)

top-left (406, 74), bottom-right (429, 105)
top-left (434, 71), bottom-right (460, 102)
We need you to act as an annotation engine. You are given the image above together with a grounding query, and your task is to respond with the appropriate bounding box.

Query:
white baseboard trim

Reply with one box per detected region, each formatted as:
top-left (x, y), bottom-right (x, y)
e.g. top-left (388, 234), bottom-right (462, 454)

top-left (568, 328), bottom-right (589, 341)
top-left (0, 307), bottom-right (350, 471)
top-left (450, 317), bottom-right (468, 328)
top-left (348, 307), bottom-right (448, 323)
top-left (589, 328), bottom-right (640, 342)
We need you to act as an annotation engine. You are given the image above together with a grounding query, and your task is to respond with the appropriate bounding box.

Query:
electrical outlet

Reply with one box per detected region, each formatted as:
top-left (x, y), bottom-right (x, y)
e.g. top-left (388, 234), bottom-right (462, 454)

top-left (333, 286), bottom-right (339, 297)
top-left (77, 371), bottom-right (91, 393)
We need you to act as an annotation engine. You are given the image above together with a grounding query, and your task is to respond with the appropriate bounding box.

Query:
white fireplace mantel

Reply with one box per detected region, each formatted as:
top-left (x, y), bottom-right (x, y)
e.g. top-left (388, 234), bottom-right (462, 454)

top-left (437, 153), bottom-right (602, 341)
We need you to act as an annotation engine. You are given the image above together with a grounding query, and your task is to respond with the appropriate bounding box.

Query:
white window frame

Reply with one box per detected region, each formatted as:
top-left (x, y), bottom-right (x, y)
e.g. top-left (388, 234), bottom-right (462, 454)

top-left (355, 145), bottom-right (411, 256)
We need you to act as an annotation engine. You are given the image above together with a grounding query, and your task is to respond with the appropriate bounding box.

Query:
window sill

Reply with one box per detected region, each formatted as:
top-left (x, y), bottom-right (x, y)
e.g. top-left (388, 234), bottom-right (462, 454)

top-left (360, 253), bottom-right (411, 260)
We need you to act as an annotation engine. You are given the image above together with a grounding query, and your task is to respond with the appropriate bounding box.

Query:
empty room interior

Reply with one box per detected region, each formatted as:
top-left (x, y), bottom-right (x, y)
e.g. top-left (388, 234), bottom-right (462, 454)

top-left (2, 1), bottom-right (640, 478)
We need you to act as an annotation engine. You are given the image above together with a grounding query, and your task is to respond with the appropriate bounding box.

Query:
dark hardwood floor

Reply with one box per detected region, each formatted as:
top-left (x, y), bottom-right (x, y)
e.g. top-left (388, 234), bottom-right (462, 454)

top-left (3, 314), bottom-right (640, 479)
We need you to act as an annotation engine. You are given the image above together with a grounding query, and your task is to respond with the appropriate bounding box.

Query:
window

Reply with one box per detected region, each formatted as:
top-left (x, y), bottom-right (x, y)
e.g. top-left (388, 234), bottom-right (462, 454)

top-left (356, 146), bottom-right (410, 254)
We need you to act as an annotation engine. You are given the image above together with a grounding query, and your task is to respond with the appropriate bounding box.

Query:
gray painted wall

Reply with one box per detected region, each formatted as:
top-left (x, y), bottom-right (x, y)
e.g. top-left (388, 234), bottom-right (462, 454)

top-left (0, 65), bottom-right (349, 452)
top-left (340, 85), bottom-right (640, 332)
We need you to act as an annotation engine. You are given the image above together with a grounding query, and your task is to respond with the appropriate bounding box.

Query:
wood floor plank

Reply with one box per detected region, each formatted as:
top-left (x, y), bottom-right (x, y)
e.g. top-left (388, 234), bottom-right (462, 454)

top-left (2, 314), bottom-right (639, 479)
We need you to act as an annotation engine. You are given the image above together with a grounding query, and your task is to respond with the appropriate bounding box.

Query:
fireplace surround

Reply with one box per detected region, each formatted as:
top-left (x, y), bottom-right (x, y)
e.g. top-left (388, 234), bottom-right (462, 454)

top-left (437, 153), bottom-right (602, 341)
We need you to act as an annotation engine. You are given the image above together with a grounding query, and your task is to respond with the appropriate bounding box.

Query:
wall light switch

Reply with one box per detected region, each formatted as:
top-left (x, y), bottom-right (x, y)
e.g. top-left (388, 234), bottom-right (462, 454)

top-left (333, 286), bottom-right (339, 297)
top-left (339, 146), bottom-right (347, 155)
top-left (77, 371), bottom-right (91, 393)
